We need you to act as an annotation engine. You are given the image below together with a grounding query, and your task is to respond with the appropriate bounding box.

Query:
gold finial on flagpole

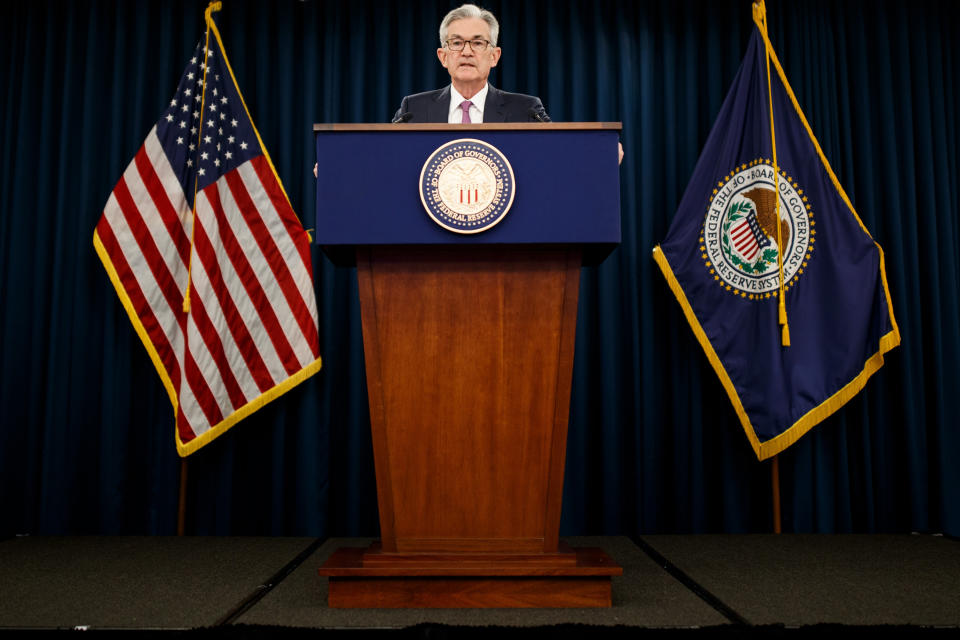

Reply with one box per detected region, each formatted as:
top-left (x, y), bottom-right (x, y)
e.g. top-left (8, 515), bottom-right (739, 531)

top-left (205, 1), bottom-right (223, 23)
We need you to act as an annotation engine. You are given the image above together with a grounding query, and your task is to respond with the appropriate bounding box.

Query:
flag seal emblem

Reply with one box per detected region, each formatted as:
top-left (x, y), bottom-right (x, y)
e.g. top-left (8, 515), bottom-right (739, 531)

top-left (702, 159), bottom-right (814, 298)
top-left (419, 138), bottom-right (515, 234)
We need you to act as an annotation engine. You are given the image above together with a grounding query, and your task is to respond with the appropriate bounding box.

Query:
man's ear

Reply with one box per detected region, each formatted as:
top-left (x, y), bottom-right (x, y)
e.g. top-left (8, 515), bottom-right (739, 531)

top-left (489, 47), bottom-right (502, 67)
top-left (437, 48), bottom-right (447, 65)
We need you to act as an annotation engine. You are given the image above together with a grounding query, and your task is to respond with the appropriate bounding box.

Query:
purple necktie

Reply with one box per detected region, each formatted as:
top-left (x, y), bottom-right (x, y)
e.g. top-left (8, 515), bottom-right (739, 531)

top-left (459, 100), bottom-right (473, 123)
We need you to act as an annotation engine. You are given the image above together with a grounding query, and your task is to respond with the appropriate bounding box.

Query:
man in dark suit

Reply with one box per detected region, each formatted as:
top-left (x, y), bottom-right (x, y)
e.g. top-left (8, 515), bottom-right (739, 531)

top-left (316, 4), bottom-right (619, 176)
top-left (392, 4), bottom-right (548, 125)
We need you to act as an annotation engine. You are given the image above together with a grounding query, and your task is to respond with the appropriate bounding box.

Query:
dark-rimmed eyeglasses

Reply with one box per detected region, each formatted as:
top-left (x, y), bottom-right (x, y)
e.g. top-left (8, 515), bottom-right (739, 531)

top-left (445, 38), bottom-right (491, 52)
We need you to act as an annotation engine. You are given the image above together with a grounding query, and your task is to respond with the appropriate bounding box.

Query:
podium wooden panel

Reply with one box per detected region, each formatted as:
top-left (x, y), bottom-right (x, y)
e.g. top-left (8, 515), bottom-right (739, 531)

top-left (315, 123), bottom-right (623, 607)
top-left (320, 245), bottom-right (620, 607)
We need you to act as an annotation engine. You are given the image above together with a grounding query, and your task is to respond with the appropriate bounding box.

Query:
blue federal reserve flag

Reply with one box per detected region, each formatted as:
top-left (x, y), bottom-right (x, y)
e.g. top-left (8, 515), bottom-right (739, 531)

top-left (653, 2), bottom-right (900, 460)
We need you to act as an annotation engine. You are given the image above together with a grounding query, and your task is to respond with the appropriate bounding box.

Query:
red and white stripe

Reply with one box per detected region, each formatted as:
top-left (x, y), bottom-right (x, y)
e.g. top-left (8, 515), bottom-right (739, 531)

top-left (95, 126), bottom-right (320, 449)
top-left (730, 218), bottom-right (761, 261)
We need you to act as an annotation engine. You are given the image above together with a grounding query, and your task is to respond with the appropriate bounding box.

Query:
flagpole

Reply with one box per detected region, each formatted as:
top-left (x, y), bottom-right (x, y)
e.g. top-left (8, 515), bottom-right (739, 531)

top-left (771, 454), bottom-right (782, 533)
top-left (177, 1), bottom-right (216, 535)
top-left (177, 459), bottom-right (188, 536)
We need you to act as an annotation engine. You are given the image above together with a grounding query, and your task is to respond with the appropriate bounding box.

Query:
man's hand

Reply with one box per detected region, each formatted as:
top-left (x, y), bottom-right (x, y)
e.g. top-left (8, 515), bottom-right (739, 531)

top-left (314, 163), bottom-right (318, 178)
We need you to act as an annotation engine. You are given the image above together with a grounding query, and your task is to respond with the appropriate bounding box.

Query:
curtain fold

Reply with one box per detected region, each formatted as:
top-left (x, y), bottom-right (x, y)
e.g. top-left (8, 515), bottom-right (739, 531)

top-left (0, 0), bottom-right (956, 537)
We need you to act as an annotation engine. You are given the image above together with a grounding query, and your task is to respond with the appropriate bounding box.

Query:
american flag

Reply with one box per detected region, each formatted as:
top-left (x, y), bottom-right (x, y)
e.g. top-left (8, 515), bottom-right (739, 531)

top-left (729, 209), bottom-right (770, 262)
top-left (93, 23), bottom-right (321, 456)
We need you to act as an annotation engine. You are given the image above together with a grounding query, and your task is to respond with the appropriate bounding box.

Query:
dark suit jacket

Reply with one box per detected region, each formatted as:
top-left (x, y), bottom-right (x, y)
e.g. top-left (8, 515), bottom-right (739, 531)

top-left (393, 84), bottom-right (549, 123)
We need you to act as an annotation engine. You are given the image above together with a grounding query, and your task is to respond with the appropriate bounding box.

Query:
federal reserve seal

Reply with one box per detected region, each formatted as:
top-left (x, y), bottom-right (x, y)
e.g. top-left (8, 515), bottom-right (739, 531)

top-left (702, 159), bottom-right (815, 299)
top-left (419, 139), bottom-right (515, 234)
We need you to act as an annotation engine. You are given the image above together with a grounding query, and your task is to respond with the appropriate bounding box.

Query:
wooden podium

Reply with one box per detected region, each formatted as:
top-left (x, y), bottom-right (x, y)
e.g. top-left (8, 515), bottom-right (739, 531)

top-left (314, 123), bottom-right (623, 608)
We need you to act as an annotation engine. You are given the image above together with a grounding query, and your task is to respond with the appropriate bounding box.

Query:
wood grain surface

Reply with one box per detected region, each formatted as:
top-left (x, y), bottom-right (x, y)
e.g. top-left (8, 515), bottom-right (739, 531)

top-left (357, 246), bottom-right (581, 554)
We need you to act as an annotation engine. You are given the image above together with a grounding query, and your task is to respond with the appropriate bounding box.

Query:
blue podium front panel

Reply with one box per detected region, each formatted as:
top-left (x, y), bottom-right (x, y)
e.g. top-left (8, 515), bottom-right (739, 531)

top-left (314, 125), bottom-right (621, 262)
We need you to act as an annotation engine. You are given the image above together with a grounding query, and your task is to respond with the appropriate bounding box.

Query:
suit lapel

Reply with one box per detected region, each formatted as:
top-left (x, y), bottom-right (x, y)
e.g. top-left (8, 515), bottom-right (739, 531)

top-left (430, 86), bottom-right (451, 123)
top-left (482, 84), bottom-right (507, 123)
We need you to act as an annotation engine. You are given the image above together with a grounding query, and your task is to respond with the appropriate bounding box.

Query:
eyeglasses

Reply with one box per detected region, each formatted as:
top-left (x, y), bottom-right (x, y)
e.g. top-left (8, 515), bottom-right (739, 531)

top-left (445, 38), bottom-right (491, 52)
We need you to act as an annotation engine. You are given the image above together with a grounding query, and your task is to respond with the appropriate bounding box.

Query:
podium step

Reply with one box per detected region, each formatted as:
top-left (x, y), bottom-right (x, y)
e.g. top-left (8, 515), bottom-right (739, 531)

top-left (318, 545), bottom-right (622, 608)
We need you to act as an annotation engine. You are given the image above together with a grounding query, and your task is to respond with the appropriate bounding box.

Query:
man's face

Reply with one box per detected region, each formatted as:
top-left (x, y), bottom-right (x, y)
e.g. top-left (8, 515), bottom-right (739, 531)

top-left (437, 17), bottom-right (502, 89)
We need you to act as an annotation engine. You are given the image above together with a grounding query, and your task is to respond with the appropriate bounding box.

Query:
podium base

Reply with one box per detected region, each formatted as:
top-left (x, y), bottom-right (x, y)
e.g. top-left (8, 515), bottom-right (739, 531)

top-left (318, 544), bottom-right (622, 608)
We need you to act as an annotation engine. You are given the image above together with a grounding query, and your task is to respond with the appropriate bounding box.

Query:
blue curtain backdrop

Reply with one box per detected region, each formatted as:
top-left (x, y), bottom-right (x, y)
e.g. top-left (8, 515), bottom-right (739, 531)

top-left (1, 0), bottom-right (957, 537)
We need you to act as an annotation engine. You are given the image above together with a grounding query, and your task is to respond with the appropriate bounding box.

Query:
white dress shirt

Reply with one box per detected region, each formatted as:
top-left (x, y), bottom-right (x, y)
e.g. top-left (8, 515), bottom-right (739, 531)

top-left (447, 84), bottom-right (488, 124)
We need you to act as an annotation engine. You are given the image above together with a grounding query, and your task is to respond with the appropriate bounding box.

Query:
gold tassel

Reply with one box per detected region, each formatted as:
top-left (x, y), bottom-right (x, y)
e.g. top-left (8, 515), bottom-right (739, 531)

top-left (759, 0), bottom-right (789, 348)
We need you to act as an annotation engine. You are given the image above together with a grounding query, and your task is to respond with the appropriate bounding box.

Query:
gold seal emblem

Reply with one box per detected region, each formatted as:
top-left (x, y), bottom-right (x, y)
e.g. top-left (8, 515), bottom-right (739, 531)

top-left (419, 139), bottom-right (515, 234)
top-left (702, 159), bottom-right (814, 299)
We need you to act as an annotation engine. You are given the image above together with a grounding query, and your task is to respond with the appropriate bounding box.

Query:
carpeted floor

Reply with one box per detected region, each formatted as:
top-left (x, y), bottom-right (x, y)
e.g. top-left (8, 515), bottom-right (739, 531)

top-left (0, 534), bottom-right (957, 636)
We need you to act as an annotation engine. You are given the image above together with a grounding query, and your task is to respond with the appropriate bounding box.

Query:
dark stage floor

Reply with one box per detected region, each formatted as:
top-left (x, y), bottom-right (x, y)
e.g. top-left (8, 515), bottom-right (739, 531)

top-left (1, 534), bottom-right (957, 636)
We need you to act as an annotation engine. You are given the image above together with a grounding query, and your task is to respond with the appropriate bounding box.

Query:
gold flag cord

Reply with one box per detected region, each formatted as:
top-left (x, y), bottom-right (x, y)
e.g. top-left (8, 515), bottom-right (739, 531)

top-left (182, 1), bottom-right (223, 313)
top-left (754, 0), bottom-right (790, 347)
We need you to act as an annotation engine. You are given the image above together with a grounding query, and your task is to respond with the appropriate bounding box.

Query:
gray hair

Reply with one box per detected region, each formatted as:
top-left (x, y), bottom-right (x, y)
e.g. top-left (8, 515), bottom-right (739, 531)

top-left (439, 4), bottom-right (499, 47)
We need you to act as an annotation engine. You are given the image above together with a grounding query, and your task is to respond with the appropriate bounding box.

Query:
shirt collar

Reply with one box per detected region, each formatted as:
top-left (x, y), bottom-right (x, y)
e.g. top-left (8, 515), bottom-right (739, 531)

top-left (449, 83), bottom-right (488, 118)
